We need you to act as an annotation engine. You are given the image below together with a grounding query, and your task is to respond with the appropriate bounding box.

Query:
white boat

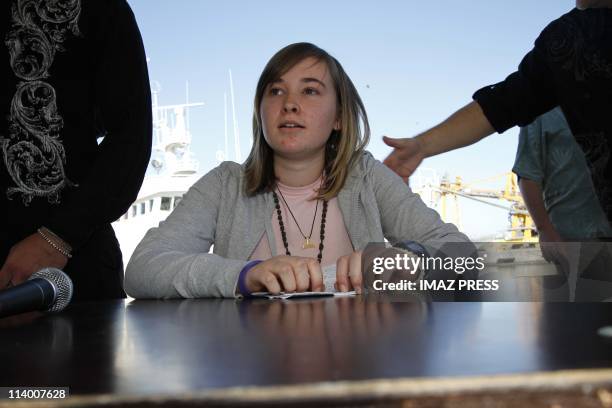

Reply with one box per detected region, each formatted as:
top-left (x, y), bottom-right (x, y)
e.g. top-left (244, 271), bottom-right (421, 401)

top-left (112, 82), bottom-right (202, 266)
top-left (113, 75), bottom-right (242, 266)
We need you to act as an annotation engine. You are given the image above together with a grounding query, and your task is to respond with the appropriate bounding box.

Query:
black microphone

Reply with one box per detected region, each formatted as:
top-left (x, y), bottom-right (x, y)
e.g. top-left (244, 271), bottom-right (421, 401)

top-left (0, 268), bottom-right (73, 318)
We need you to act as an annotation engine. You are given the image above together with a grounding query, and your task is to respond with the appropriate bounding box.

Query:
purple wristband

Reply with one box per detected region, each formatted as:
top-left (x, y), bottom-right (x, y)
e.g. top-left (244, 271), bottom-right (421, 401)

top-left (238, 260), bottom-right (262, 296)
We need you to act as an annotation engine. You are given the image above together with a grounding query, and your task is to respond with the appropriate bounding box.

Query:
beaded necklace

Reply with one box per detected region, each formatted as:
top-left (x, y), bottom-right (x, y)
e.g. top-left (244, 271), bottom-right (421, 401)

top-left (272, 188), bottom-right (328, 263)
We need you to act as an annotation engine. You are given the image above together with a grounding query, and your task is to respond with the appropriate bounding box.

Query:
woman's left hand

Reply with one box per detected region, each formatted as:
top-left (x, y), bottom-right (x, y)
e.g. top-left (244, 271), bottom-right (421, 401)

top-left (335, 250), bottom-right (363, 294)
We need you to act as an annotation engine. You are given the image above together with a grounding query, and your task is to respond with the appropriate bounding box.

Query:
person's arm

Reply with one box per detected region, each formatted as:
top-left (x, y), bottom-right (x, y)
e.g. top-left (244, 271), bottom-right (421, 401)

top-left (384, 23), bottom-right (559, 180)
top-left (416, 101), bottom-right (495, 156)
top-left (518, 179), bottom-right (554, 236)
top-left (513, 113), bottom-right (565, 263)
top-left (512, 114), bottom-right (561, 239)
top-left (383, 101), bottom-right (495, 179)
top-left (518, 178), bottom-right (562, 241)
top-left (124, 166), bottom-right (245, 299)
top-left (518, 177), bottom-right (564, 264)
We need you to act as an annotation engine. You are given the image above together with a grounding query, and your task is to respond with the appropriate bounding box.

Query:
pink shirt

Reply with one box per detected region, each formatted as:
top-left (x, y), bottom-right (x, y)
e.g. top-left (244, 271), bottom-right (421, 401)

top-left (249, 177), bottom-right (354, 267)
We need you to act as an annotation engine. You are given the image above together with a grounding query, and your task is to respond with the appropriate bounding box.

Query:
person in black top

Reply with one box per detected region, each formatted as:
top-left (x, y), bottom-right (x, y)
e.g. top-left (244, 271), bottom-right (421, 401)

top-left (383, 0), bottom-right (612, 235)
top-left (0, 0), bottom-right (152, 300)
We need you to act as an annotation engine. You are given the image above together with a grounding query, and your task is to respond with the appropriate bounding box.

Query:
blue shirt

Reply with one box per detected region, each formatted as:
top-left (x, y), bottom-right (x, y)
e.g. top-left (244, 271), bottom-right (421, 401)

top-left (513, 107), bottom-right (612, 239)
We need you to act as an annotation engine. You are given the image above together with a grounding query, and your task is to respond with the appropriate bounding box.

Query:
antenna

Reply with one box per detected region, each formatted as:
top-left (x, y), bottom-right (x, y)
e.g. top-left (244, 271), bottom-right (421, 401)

top-left (229, 70), bottom-right (242, 162)
top-left (224, 92), bottom-right (229, 161)
top-left (185, 80), bottom-right (190, 132)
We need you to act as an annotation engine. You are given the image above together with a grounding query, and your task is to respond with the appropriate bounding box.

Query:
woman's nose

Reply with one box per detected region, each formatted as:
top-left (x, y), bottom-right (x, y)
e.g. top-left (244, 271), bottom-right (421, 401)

top-left (283, 98), bottom-right (299, 113)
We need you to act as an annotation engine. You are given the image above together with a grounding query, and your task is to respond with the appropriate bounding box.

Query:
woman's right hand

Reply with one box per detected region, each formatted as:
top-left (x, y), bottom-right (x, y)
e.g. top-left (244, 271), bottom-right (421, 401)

top-left (244, 256), bottom-right (324, 294)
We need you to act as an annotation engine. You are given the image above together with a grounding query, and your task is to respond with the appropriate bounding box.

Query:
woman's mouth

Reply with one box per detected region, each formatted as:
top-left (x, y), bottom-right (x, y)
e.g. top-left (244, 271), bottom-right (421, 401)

top-left (279, 121), bottom-right (305, 129)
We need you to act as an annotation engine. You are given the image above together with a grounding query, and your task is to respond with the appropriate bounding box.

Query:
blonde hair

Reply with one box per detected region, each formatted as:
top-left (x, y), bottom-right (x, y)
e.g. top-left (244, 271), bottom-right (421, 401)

top-left (244, 42), bottom-right (370, 200)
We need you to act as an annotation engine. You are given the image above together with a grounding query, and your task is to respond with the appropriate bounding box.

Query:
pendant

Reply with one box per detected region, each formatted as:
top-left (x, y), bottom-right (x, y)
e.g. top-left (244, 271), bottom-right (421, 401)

top-left (302, 238), bottom-right (316, 249)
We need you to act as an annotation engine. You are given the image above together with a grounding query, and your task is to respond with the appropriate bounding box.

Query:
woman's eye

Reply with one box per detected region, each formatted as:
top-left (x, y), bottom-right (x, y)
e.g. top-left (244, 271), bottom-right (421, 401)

top-left (304, 87), bottom-right (319, 95)
top-left (269, 87), bottom-right (284, 96)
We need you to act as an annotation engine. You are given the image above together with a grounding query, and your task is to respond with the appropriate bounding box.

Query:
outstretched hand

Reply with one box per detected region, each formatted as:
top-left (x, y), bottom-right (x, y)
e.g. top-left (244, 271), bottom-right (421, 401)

top-left (382, 136), bottom-right (426, 181)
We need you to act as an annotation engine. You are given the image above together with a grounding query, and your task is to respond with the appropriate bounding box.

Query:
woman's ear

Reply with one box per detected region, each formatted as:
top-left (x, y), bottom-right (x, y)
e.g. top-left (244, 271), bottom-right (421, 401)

top-left (333, 119), bottom-right (341, 131)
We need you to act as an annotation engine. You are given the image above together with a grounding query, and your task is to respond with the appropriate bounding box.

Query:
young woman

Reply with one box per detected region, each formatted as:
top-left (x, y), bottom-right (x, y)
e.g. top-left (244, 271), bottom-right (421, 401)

top-left (125, 42), bottom-right (469, 299)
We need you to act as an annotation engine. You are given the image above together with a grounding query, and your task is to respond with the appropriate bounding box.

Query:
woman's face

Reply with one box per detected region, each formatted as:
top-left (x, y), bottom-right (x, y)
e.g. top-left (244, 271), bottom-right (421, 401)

top-left (260, 57), bottom-right (339, 161)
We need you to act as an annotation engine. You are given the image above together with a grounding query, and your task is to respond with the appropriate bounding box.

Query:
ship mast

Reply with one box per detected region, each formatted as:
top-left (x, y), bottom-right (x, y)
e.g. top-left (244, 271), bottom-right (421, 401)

top-left (229, 69), bottom-right (242, 162)
top-left (150, 81), bottom-right (204, 177)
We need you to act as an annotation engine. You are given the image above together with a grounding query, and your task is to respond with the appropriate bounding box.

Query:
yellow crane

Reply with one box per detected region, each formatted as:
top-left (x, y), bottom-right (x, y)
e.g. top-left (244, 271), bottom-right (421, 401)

top-left (419, 172), bottom-right (536, 242)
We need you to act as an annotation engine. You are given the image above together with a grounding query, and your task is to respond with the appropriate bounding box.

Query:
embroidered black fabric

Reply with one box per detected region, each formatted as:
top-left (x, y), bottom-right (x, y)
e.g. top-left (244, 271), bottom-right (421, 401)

top-left (0, 0), bottom-right (152, 300)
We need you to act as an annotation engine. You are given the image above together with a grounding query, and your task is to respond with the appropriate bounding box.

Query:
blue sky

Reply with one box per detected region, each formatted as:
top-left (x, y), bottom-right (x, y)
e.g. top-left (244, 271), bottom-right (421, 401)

top-left (127, 0), bottom-right (574, 238)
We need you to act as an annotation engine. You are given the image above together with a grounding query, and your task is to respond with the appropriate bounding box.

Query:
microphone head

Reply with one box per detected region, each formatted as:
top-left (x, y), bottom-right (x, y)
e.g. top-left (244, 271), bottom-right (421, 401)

top-left (29, 268), bottom-right (74, 312)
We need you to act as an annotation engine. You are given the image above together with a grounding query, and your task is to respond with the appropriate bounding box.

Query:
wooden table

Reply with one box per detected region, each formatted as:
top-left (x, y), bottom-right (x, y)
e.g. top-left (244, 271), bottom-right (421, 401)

top-left (1, 298), bottom-right (612, 407)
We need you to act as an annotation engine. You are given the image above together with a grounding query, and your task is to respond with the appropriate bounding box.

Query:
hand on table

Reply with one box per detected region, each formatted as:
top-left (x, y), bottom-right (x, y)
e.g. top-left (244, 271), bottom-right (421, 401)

top-left (335, 251), bottom-right (363, 294)
top-left (245, 250), bottom-right (366, 295)
top-left (245, 255), bottom-right (324, 294)
top-left (0, 233), bottom-right (69, 289)
top-left (382, 136), bottom-right (426, 182)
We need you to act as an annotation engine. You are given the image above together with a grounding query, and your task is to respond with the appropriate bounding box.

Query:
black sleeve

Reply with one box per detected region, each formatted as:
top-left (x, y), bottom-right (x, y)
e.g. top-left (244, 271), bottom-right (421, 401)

top-left (472, 23), bottom-right (559, 133)
top-left (46, 0), bottom-right (152, 249)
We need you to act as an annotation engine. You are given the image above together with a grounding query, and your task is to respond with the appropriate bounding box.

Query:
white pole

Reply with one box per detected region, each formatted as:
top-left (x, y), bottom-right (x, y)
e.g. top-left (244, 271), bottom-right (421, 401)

top-left (185, 80), bottom-right (190, 132)
top-left (224, 92), bottom-right (229, 161)
top-left (229, 69), bottom-right (242, 162)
